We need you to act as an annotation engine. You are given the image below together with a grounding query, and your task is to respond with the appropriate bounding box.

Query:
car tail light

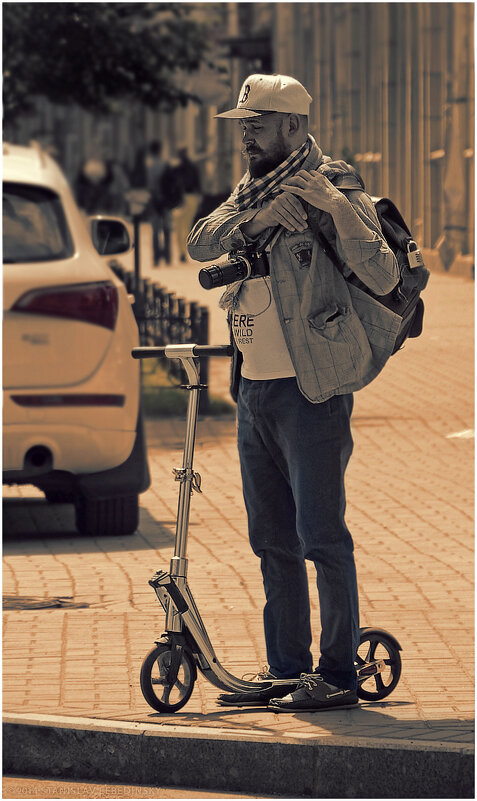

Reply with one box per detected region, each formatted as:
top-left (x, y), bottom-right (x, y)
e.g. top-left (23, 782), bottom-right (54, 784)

top-left (11, 281), bottom-right (119, 330)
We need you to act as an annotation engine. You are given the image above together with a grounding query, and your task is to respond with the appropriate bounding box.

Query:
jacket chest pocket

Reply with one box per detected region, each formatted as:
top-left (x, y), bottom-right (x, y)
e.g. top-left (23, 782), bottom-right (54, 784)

top-left (286, 230), bottom-right (314, 270)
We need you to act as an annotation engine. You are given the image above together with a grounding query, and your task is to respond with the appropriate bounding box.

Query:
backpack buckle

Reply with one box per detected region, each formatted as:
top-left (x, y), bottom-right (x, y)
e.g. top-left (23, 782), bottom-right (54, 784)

top-left (407, 240), bottom-right (425, 269)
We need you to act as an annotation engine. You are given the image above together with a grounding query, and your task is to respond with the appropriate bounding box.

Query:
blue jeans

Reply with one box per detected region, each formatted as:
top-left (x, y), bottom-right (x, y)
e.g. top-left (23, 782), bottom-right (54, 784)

top-left (237, 377), bottom-right (359, 689)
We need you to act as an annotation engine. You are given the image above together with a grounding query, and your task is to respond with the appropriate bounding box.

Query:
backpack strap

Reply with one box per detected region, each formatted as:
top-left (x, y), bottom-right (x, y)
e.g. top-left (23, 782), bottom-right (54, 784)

top-left (318, 161), bottom-right (365, 192)
top-left (308, 216), bottom-right (346, 274)
top-left (306, 165), bottom-right (365, 272)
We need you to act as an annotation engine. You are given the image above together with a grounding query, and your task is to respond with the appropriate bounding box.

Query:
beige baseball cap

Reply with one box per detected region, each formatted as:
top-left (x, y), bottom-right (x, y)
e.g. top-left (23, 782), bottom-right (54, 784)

top-left (215, 74), bottom-right (312, 119)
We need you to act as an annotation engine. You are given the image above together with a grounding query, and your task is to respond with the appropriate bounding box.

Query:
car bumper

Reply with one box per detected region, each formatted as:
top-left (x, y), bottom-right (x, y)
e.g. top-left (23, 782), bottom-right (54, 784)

top-left (3, 422), bottom-right (136, 474)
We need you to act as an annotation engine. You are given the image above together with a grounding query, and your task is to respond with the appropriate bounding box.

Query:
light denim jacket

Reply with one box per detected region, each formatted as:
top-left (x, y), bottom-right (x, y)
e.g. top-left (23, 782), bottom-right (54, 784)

top-left (188, 138), bottom-right (400, 403)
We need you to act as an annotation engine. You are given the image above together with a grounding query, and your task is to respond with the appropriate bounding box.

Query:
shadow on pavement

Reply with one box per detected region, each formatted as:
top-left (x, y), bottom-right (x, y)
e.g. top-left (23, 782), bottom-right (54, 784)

top-left (142, 703), bottom-right (474, 743)
top-left (2, 498), bottom-right (175, 554)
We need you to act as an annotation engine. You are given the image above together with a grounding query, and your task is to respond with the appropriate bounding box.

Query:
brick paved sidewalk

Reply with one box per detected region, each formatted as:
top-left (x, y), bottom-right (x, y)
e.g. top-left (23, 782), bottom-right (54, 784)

top-left (3, 271), bottom-right (474, 751)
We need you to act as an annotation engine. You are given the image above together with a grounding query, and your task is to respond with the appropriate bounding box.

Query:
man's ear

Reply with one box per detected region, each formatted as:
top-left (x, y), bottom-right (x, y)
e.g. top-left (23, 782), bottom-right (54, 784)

top-left (287, 114), bottom-right (300, 136)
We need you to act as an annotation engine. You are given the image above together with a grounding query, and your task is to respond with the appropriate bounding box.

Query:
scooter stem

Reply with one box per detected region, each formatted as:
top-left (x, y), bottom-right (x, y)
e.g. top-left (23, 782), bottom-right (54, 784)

top-left (168, 350), bottom-right (202, 573)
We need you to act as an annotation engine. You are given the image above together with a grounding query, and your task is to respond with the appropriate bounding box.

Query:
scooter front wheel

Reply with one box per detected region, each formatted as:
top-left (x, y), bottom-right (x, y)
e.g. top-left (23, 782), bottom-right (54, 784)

top-left (140, 643), bottom-right (196, 712)
top-left (356, 628), bottom-right (402, 701)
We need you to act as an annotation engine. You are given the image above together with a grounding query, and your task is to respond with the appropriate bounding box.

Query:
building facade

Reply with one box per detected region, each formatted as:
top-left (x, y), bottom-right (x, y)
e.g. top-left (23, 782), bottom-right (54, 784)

top-left (5, 2), bottom-right (474, 264)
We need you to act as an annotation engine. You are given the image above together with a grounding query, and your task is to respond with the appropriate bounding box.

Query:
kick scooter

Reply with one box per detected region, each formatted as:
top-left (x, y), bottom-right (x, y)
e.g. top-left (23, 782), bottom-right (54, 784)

top-left (132, 343), bottom-right (402, 713)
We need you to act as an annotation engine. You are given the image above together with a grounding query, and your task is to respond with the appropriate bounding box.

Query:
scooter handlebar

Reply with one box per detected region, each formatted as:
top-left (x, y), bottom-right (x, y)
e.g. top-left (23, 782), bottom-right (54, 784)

top-left (132, 344), bottom-right (233, 360)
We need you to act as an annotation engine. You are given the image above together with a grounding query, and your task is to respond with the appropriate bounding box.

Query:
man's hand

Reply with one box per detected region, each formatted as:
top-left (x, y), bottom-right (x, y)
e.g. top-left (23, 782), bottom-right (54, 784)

top-left (241, 192), bottom-right (308, 239)
top-left (259, 192), bottom-right (309, 232)
top-left (241, 169), bottom-right (361, 242)
top-left (281, 169), bottom-right (345, 214)
top-left (283, 168), bottom-right (379, 243)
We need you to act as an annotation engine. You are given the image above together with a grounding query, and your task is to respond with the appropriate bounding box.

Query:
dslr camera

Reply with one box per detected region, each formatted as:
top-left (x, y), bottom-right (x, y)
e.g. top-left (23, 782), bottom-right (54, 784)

top-left (199, 249), bottom-right (270, 290)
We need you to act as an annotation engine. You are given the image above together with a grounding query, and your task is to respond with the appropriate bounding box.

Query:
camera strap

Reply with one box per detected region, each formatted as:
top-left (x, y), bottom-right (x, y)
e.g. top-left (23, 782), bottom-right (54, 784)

top-left (260, 227), bottom-right (280, 251)
top-left (248, 228), bottom-right (279, 279)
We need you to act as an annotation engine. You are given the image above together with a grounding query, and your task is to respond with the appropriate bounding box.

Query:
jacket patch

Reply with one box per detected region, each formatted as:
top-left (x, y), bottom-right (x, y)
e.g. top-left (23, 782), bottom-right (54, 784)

top-left (291, 241), bottom-right (313, 269)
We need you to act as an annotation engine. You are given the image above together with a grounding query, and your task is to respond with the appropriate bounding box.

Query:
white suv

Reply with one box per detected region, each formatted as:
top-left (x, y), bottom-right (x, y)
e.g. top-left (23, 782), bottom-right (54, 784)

top-left (3, 142), bottom-right (150, 535)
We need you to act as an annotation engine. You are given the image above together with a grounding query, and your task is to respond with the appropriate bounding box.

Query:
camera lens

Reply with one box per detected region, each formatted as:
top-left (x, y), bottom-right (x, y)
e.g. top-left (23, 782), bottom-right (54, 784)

top-left (199, 265), bottom-right (224, 290)
top-left (199, 256), bottom-right (250, 290)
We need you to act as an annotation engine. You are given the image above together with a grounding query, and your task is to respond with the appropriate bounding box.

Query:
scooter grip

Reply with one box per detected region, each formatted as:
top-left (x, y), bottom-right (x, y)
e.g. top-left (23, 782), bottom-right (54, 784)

top-left (132, 347), bottom-right (166, 359)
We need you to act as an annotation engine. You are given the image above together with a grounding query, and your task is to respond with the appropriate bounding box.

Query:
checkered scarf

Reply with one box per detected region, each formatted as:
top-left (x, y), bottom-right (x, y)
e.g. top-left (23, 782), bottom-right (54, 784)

top-left (234, 136), bottom-right (311, 211)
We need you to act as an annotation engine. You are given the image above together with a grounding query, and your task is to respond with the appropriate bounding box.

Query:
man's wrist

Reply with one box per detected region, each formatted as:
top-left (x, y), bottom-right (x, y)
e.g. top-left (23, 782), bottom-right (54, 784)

top-left (327, 192), bottom-right (349, 217)
top-left (241, 209), bottom-right (270, 239)
top-left (329, 192), bottom-right (376, 242)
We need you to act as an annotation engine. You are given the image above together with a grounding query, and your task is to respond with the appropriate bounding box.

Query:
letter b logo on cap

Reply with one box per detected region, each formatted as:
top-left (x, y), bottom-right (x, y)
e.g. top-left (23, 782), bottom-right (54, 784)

top-left (240, 84), bottom-right (251, 104)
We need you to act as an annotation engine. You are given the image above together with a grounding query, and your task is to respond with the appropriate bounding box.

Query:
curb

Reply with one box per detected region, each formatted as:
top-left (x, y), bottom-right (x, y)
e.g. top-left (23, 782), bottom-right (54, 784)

top-left (3, 714), bottom-right (474, 798)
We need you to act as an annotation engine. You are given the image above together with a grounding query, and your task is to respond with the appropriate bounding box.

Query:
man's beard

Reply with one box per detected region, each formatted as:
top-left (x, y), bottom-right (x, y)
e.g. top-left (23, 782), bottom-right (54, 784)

top-left (244, 132), bottom-right (291, 178)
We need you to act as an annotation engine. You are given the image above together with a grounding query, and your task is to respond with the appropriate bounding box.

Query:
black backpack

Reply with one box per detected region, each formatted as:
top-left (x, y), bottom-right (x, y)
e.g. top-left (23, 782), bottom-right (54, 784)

top-left (312, 176), bottom-right (430, 354)
top-left (370, 197), bottom-right (429, 352)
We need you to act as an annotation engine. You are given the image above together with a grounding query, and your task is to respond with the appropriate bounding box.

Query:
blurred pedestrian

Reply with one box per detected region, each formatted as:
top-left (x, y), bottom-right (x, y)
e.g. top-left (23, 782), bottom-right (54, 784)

top-left (106, 158), bottom-right (131, 216)
top-left (75, 158), bottom-right (112, 214)
top-left (131, 145), bottom-right (147, 189)
top-left (75, 157), bottom-right (131, 217)
top-left (144, 141), bottom-right (186, 266)
top-left (175, 147), bottom-right (202, 262)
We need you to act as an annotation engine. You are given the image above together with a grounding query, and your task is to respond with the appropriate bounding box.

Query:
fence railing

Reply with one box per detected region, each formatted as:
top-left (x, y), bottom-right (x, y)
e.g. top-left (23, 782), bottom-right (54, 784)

top-left (110, 260), bottom-right (212, 413)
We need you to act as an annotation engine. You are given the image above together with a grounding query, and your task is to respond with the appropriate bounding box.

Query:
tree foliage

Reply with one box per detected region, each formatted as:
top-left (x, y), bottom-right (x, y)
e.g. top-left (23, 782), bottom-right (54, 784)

top-left (3, 2), bottom-right (215, 122)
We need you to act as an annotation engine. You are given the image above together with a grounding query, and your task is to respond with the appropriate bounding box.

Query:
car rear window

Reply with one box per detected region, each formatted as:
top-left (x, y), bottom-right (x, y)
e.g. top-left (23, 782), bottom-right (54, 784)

top-left (3, 182), bottom-right (74, 263)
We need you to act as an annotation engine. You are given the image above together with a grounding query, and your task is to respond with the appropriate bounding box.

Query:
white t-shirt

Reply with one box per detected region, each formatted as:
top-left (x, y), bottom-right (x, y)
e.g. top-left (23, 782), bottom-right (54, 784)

top-left (231, 277), bottom-right (296, 380)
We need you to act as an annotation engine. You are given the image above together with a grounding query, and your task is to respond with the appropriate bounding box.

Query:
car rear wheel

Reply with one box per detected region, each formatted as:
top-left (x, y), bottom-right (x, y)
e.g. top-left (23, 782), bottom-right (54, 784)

top-left (75, 493), bottom-right (139, 537)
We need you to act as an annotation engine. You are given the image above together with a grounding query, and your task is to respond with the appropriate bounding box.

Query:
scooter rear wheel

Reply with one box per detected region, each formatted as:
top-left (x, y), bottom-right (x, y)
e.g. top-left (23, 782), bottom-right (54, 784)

top-left (356, 628), bottom-right (402, 701)
top-left (140, 643), bottom-right (196, 712)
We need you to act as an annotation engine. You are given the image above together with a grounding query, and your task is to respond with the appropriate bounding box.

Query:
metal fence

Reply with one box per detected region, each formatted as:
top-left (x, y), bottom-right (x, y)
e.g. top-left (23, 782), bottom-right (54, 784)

top-left (110, 260), bottom-right (213, 412)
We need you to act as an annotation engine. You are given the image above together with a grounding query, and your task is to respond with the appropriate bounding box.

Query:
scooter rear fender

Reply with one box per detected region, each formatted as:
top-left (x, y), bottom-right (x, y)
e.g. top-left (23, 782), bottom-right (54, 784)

top-left (359, 626), bottom-right (402, 651)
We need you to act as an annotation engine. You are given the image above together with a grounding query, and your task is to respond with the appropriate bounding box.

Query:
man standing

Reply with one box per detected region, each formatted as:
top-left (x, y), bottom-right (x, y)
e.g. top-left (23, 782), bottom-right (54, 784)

top-left (187, 75), bottom-right (399, 712)
top-left (144, 140), bottom-right (172, 266)
top-left (175, 147), bottom-right (202, 262)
